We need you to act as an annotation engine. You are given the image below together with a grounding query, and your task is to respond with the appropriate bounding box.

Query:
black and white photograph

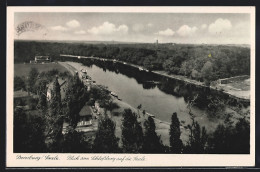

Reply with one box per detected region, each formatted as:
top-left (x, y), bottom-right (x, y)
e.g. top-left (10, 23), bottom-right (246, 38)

top-left (6, 6), bottom-right (255, 167)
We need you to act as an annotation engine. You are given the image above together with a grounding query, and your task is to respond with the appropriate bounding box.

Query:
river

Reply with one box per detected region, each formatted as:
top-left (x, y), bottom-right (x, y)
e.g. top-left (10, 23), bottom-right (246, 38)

top-left (66, 59), bottom-right (240, 133)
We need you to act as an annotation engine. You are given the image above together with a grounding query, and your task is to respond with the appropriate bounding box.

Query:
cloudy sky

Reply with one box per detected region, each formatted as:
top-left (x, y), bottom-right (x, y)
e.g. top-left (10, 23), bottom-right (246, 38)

top-left (14, 12), bottom-right (251, 44)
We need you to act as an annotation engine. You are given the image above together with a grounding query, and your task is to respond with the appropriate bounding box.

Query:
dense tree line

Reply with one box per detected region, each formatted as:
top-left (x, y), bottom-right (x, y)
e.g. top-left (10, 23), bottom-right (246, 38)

top-left (207, 115), bottom-right (250, 154)
top-left (14, 102), bottom-right (250, 154)
top-left (14, 108), bottom-right (47, 153)
top-left (13, 68), bottom-right (250, 154)
top-left (14, 40), bottom-right (250, 84)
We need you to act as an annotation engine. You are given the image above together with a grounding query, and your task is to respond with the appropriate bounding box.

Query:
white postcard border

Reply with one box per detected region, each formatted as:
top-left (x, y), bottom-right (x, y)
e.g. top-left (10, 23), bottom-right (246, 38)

top-left (6, 6), bottom-right (256, 167)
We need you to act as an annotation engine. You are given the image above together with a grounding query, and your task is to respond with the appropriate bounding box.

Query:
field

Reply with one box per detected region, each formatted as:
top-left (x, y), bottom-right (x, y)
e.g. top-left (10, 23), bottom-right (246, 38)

top-left (213, 76), bottom-right (250, 99)
top-left (14, 63), bottom-right (69, 102)
top-left (14, 63), bottom-right (68, 77)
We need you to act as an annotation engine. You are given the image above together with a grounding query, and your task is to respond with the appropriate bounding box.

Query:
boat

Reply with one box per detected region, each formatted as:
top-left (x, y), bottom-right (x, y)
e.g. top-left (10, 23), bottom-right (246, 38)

top-left (82, 75), bottom-right (87, 79)
top-left (146, 112), bottom-right (155, 118)
top-left (81, 69), bottom-right (87, 73)
top-left (110, 92), bottom-right (118, 98)
top-left (139, 67), bottom-right (144, 71)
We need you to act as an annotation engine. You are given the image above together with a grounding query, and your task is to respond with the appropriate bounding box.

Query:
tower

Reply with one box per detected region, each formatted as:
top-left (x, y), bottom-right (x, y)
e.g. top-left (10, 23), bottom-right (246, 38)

top-left (155, 39), bottom-right (159, 50)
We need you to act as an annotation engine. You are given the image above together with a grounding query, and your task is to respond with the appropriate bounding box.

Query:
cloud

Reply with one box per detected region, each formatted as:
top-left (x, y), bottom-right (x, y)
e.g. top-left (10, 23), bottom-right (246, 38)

top-left (50, 25), bottom-right (68, 31)
top-left (208, 18), bottom-right (232, 34)
top-left (147, 23), bottom-right (153, 27)
top-left (201, 24), bottom-right (207, 30)
top-left (87, 21), bottom-right (128, 35)
top-left (155, 28), bottom-right (175, 36)
top-left (177, 25), bottom-right (198, 37)
top-left (132, 23), bottom-right (144, 32)
top-left (66, 20), bottom-right (80, 28)
top-left (74, 30), bottom-right (86, 34)
top-left (117, 25), bottom-right (129, 34)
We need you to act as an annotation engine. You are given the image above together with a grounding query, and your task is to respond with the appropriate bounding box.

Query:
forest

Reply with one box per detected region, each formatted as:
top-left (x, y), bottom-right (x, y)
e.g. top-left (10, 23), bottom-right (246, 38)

top-left (14, 67), bottom-right (250, 154)
top-left (14, 40), bottom-right (250, 85)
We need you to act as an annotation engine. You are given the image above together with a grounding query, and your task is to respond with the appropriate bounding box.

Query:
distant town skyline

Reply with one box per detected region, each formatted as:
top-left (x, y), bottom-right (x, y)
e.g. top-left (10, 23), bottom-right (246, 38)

top-left (15, 12), bottom-right (251, 44)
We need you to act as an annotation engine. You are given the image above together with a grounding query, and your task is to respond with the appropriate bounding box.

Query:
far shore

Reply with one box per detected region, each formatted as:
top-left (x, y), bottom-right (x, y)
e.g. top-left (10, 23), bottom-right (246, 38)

top-left (59, 54), bottom-right (250, 101)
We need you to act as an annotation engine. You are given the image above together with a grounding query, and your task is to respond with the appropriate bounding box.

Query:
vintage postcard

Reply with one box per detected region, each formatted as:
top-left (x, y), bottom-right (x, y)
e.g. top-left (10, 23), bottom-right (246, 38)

top-left (6, 6), bottom-right (255, 167)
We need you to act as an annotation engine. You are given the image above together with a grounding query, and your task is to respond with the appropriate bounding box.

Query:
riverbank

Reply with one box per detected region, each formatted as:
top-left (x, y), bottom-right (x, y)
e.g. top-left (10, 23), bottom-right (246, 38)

top-left (59, 61), bottom-right (250, 147)
top-left (59, 54), bottom-right (250, 101)
top-left (59, 61), bottom-right (190, 146)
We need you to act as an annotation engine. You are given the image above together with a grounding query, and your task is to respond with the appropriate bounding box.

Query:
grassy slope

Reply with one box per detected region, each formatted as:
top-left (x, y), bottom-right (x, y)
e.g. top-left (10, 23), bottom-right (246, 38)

top-left (14, 63), bottom-right (68, 77)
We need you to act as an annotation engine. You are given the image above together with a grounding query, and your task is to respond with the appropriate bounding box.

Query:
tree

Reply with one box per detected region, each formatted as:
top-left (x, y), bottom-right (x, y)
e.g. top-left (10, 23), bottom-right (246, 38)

top-left (61, 129), bottom-right (91, 153)
top-left (201, 61), bottom-right (214, 86)
top-left (208, 124), bottom-right (227, 153)
top-left (143, 57), bottom-right (153, 71)
top-left (142, 116), bottom-right (165, 153)
top-left (102, 100), bottom-right (119, 116)
top-left (208, 117), bottom-right (249, 154)
top-left (185, 120), bottom-right (208, 153)
top-left (137, 104), bottom-right (142, 118)
top-left (121, 109), bottom-right (143, 153)
top-left (46, 76), bottom-right (63, 152)
top-left (52, 76), bottom-right (61, 105)
top-left (14, 76), bottom-right (26, 91)
top-left (37, 79), bottom-right (48, 111)
top-left (15, 41), bottom-right (250, 82)
top-left (163, 58), bottom-right (181, 74)
top-left (142, 110), bottom-right (146, 117)
top-left (233, 118), bottom-right (250, 153)
top-left (191, 69), bottom-right (201, 80)
top-left (93, 116), bottom-right (120, 153)
top-left (28, 67), bottom-right (39, 93)
top-left (65, 75), bottom-right (89, 128)
top-left (49, 77), bottom-right (62, 116)
top-left (169, 112), bottom-right (183, 153)
top-left (90, 85), bottom-right (110, 102)
top-left (14, 108), bottom-right (46, 153)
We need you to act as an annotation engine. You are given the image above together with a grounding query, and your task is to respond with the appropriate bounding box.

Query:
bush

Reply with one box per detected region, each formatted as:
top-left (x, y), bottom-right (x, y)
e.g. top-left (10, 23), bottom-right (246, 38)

top-left (14, 76), bottom-right (26, 91)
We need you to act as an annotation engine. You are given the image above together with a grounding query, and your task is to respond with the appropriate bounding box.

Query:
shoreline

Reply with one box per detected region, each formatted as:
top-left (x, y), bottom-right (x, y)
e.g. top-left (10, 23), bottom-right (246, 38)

top-left (58, 61), bottom-right (249, 146)
top-left (58, 61), bottom-right (190, 146)
top-left (59, 54), bottom-right (250, 101)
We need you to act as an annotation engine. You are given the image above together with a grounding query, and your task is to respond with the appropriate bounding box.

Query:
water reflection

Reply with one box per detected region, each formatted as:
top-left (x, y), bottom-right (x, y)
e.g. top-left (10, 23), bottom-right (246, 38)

top-left (56, 55), bottom-right (249, 124)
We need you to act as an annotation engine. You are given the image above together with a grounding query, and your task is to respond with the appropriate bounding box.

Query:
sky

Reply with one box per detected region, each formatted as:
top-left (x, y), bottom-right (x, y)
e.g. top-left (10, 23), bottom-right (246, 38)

top-left (14, 12), bottom-right (251, 44)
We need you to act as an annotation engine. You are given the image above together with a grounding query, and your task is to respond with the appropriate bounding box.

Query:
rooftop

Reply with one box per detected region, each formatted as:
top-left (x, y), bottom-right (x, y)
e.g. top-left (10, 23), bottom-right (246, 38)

top-left (35, 56), bottom-right (49, 59)
top-left (47, 78), bottom-right (66, 91)
top-left (14, 90), bottom-right (29, 98)
top-left (79, 105), bottom-right (92, 116)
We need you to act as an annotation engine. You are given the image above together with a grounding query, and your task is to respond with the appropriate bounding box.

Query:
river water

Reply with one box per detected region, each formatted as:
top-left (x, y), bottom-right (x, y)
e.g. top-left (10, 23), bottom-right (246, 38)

top-left (76, 60), bottom-right (229, 132)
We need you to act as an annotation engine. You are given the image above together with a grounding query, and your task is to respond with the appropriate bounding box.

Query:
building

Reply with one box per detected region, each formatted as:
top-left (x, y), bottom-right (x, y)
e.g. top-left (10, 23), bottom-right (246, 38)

top-left (14, 90), bottom-right (38, 109)
top-left (33, 56), bottom-right (51, 63)
top-left (76, 105), bottom-right (93, 128)
top-left (94, 102), bottom-right (101, 114)
top-left (46, 77), bottom-right (66, 101)
top-left (62, 104), bottom-right (97, 135)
